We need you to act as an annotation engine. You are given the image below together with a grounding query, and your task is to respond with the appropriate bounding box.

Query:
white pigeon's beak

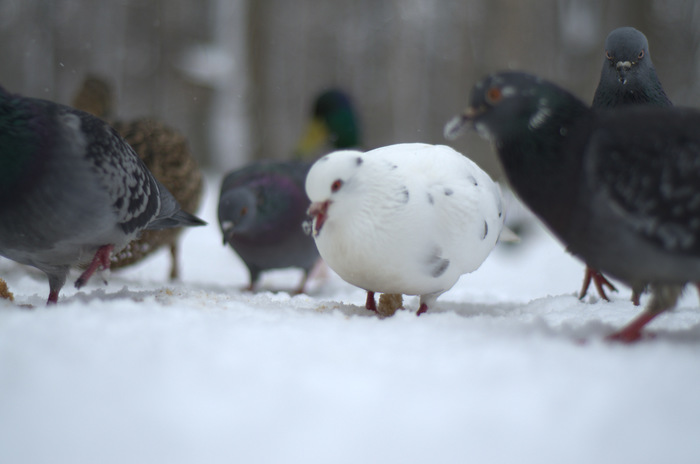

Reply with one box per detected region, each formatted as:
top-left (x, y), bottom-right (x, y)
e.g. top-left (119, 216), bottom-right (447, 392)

top-left (307, 200), bottom-right (330, 236)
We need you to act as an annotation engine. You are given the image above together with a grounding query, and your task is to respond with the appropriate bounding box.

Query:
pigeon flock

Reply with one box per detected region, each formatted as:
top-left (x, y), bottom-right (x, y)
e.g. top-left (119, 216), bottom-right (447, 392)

top-left (1, 26), bottom-right (698, 342)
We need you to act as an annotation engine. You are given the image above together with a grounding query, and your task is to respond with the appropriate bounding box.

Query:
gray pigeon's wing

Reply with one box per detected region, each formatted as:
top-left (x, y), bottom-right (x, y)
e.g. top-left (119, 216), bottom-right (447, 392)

top-left (74, 109), bottom-right (161, 234)
top-left (586, 107), bottom-right (700, 254)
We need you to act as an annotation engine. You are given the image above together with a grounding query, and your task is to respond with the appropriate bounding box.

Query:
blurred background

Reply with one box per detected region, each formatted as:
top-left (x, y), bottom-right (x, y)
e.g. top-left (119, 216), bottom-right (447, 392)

top-left (1, 0), bottom-right (700, 178)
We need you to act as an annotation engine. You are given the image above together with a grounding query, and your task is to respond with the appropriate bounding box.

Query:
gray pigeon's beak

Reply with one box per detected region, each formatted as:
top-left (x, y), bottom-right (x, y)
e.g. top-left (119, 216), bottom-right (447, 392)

top-left (307, 200), bottom-right (330, 237)
top-left (444, 106), bottom-right (480, 141)
top-left (221, 220), bottom-right (235, 245)
top-left (616, 61), bottom-right (632, 84)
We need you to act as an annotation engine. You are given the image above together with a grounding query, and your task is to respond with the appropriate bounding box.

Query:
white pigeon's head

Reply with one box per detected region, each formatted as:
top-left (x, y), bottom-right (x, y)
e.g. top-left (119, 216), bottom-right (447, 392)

top-left (305, 149), bottom-right (366, 236)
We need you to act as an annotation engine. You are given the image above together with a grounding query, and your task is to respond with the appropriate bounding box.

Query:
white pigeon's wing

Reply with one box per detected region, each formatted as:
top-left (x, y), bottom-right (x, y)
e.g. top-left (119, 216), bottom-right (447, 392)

top-left (418, 146), bottom-right (504, 274)
top-left (370, 144), bottom-right (504, 275)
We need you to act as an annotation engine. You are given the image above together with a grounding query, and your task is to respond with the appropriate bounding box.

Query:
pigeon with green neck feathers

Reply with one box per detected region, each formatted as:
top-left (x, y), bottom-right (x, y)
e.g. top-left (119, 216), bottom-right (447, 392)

top-left (0, 85), bottom-right (205, 304)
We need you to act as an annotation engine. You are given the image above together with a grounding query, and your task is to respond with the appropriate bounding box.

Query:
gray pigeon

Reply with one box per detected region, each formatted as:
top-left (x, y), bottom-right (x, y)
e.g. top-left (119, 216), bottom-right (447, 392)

top-left (0, 85), bottom-right (206, 304)
top-left (581, 27), bottom-right (673, 303)
top-left (218, 161), bottom-right (319, 293)
top-left (446, 71), bottom-right (700, 342)
top-left (592, 27), bottom-right (672, 108)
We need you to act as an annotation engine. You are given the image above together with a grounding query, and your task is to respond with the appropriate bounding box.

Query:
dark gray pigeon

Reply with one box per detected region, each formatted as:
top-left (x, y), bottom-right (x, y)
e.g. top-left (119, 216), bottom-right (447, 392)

top-left (445, 71), bottom-right (700, 342)
top-left (218, 160), bottom-right (319, 293)
top-left (581, 27), bottom-right (673, 302)
top-left (0, 85), bottom-right (206, 304)
top-left (592, 27), bottom-right (672, 109)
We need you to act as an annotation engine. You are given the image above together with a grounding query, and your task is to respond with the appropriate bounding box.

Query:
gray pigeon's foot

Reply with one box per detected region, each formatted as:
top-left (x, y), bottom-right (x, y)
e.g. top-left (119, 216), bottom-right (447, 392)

top-left (47, 290), bottom-right (59, 305)
top-left (606, 311), bottom-right (659, 343)
top-left (607, 284), bottom-right (681, 342)
top-left (75, 244), bottom-right (114, 289)
top-left (579, 267), bottom-right (617, 301)
top-left (365, 291), bottom-right (377, 312)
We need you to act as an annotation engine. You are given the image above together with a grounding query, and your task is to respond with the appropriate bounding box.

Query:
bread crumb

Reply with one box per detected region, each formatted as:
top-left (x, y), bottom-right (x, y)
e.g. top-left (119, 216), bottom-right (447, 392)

top-left (377, 293), bottom-right (403, 317)
top-left (0, 278), bottom-right (15, 302)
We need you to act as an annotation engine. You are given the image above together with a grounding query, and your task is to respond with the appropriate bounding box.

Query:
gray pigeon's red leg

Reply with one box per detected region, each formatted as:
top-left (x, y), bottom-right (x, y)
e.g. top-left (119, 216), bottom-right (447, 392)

top-left (607, 284), bottom-right (681, 343)
top-left (579, 266), bottom-right (617, 301)
top-left (365, 291), bottom-right (377, 311)
top-left (75, 244), bottom-right (114, 289)
top-left (47, 290), bottom-right (59, 305)
top-left (606, 311), bottom-right (658, 343)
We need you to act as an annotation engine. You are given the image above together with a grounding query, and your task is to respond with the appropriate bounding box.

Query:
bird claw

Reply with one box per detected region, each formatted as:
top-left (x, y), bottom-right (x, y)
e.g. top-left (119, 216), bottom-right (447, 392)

top-left (579, 267), bottom-right (617, 301)
top-left (605, 329), bottom-right (656, 344)
top-left (75, 244), bottom-right (114, 289)
top-left (605, 310), bottom-right (659, 343)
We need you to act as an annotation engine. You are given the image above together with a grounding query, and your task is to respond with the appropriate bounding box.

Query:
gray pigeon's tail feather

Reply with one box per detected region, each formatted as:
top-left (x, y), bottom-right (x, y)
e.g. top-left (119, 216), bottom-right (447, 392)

top-left (147, 209), bottom-right (206, 230)
top-left (146, 179), bottom-right (206, 230)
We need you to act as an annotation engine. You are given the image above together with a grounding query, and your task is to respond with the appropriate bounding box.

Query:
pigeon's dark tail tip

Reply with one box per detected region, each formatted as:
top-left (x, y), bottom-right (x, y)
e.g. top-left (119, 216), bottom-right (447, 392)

top-left (147, 210), bottom-right (207, 230)
top-left (175, 210), bottom-right (207, 227)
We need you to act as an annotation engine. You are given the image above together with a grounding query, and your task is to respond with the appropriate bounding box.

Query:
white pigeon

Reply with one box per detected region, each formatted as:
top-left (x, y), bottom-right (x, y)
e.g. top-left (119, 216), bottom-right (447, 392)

top-left (305, 143), bottom-right (506, 315)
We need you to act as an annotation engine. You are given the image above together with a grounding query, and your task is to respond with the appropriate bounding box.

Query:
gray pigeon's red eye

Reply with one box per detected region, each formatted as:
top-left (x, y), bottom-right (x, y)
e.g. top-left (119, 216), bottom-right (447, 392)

top-left (486, 87), bottom-right (502, 104)
top-left (605, 50), bottom-right (613, 60)
top-left (638, 50), bottom-right (645, 59)
top-left (240, 206), bottom-right (248, 216)
top-left (331, 179), bottom-right (343, 192)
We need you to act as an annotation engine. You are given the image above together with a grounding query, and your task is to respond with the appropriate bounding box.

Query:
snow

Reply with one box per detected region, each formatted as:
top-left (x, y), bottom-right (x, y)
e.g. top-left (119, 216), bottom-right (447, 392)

top-left (1, 175), bottom-right (700, 464)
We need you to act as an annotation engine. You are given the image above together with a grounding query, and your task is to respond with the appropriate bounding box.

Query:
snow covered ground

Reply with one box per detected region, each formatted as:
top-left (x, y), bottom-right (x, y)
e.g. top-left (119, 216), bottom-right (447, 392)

top-left (1, 175), bottom-right (700, 464)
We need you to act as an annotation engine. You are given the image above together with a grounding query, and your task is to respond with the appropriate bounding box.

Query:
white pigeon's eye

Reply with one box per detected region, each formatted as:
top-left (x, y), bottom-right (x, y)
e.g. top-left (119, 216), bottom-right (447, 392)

top-left (485, 86), bottom-right (503, 104)
top-left (605, 50), bottom-right (613, 60)
top-left (331, 179), bottom-right (344, 192)
top-left (638, 49), bottom-right (645, 60)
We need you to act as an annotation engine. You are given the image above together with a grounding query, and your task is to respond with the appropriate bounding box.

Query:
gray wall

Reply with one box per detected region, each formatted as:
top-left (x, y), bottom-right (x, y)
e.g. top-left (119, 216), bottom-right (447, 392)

top-left (1, 0), bottom-right (700, 178)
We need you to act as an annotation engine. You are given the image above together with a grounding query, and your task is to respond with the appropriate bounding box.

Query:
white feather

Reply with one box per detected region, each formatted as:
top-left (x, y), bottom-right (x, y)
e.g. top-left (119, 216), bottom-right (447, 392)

top-left (305, 143), bottom-right (506, 311)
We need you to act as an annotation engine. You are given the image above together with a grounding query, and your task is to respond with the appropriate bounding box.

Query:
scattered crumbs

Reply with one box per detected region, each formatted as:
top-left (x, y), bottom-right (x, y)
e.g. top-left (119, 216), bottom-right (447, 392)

top-left (0, 278), bottom-right (14, 302)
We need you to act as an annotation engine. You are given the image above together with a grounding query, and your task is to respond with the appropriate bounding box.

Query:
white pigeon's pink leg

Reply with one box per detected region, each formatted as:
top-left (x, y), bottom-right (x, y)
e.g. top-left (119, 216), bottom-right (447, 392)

top-left (365, 291), bottom-right (377, 311)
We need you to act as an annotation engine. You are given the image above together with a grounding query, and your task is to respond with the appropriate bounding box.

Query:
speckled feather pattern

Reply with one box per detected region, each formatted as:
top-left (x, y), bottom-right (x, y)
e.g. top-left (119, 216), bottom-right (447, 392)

top-left (305, 143), bottom-right (505, 312)
top-left (76, 114), bottom-right (160, 235)
top-left (0, 86), bottom-right (204, 301)
top-left (106, 118), bottom-right (204, 272)
top-left (70, 77), bottom-right (204, 276)
top-left (587, 108), bottom-right (700, 253)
